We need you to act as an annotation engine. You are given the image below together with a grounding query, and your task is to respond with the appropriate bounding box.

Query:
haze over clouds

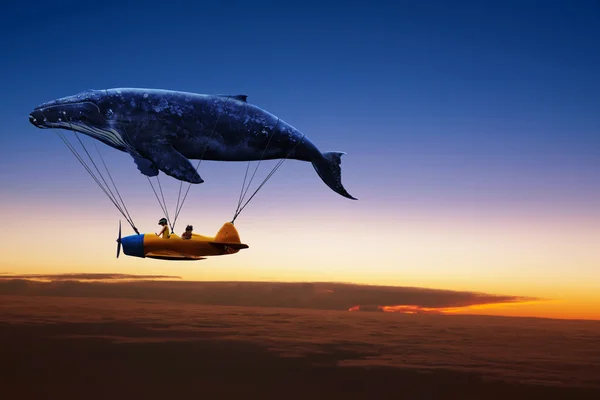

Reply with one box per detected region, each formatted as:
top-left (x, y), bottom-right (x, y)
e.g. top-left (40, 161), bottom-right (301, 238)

top-left (0, 274), bottom-right (536, 314)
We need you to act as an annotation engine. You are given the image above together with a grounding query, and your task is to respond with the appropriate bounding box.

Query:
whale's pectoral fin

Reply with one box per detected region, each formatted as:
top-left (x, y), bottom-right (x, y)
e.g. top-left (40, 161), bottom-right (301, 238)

top-left (130, 154), bottom-right (159, 177)
top-left (141, 143), bottom-right (204, 184)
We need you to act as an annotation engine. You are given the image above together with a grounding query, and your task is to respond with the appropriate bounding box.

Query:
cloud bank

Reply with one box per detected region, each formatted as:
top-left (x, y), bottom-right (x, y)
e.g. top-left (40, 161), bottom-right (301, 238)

top-left (1, 295), bottom-right (599, 396)
top-left (0, 273), bottom-right (180, 281)
top-left (0, 276), bottom-right (536, 313)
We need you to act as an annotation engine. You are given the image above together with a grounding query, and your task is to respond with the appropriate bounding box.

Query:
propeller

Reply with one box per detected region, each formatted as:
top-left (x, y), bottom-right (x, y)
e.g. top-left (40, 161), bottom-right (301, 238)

top-left (116, 220), bottom-right (122, 258)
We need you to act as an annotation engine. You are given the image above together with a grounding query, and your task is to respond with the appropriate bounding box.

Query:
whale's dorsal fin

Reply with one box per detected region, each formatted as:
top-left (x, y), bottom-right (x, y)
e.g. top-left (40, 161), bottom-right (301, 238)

top-left (218, 94), bottom-right (248, 102)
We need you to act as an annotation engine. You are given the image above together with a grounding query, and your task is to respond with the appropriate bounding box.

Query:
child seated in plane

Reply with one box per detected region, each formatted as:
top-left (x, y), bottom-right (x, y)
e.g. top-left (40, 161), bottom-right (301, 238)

top-left (156, 217), bottom-right (170, 239)
top-left (181, 225), bottom-right (193, 240)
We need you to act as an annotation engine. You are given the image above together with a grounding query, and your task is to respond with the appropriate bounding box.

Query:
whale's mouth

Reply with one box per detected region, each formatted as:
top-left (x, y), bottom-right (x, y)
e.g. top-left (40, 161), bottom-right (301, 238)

top-left (30, 101), bottom-right (103, 128)
top-left (28, 112), bottom-right (46, 128)
top-left (29, 104), bottom-right (79, 129)
top-left (29, 101), bottom-right (130, 151)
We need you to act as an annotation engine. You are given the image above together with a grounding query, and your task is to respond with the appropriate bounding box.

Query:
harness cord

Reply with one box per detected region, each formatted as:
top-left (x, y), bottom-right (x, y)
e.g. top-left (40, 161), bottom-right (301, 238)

top-left (156, 175), bottom-right (174, 232)
top-left (48, 118), bottom-right (139, 234)
top-left (235, 161), bottom-right (252, 216)
top-left (231, 132), bottom-right (306, 224)
top-left (71, 128), bottom-right (124, 214)
top-left (51, 111), bottom-right (137, 231)
top-left (146, 177), bottom-right (171, 228)
top-left (55, 131), bottom-right (124, 217)
top-left (103, 116), bottom-right (140, 231)
top-left (233, 119), bottom-right (279, 217)
top-left (68, 123), bottom-right (140, 234)
top-left (92, 141), bottom-right (136, 230)
top-left (231, 159), bottom-right (285, 224)
top-left (174, 180), bottom-right (184, 229)
top-left (171, 96), bottom-right (233, 231)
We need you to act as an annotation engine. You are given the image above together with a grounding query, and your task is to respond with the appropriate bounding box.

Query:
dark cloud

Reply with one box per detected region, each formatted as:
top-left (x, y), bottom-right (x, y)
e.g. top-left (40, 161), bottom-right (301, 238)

top-left (0, 278), bottom-right (535, 312)
top-left (0, 273), bottom-right (180, 281)
top-left (0, 295), bottom-right (599, 398)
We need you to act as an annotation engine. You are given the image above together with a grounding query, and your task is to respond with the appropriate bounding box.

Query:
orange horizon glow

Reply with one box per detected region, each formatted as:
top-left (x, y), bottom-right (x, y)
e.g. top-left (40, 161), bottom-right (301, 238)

top-left (349, 299), bottom-right (600, 321)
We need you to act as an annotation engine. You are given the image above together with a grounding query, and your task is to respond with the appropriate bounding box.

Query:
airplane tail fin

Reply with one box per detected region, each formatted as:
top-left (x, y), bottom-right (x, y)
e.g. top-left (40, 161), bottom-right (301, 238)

top-left (210, 222), bottom-right (249, 253)
top-left (214, 222), bottom-right (242, 243)
top-left (311, 151), bottom-right (357, 200)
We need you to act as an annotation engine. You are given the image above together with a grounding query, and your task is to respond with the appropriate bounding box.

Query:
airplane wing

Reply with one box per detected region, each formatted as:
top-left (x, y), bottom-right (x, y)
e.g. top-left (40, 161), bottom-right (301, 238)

top-left (145, 250), bottom-right (207, 261)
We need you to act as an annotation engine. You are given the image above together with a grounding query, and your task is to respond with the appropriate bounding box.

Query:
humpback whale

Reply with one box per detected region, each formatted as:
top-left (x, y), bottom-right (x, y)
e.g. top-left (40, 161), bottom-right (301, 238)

top-left (29, 88), bottom-right (356, 200)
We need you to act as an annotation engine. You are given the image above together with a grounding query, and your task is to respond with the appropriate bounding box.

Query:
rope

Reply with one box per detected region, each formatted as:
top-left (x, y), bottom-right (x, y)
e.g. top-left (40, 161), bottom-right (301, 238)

top-left (51, 112), bottom-right (138, 231)
top-left (50, 124), bottom-right (139, 234)
top-left (231, 131), bottom-right (306, 223)
top-left (156, 175), bottom-right (174, 232)
top-left (92, 141), bottom-right (136, 229)
top-left (67, 122), bottom-right (140, 233)
top-left (72, 129), bottom-right (125, 214)
top-left (235, 161), bottom-right (252, 215)
top-left (174, 180), bottom-right (184, 228)
top-left (146, 177), bottom-right (172, 228)
top-left (233, 119), bottom-right (278, 217)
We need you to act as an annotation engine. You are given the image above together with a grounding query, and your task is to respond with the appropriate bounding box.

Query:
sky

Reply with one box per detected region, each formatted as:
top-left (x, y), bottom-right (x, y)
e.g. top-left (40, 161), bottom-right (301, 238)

top-left (1, 0), bottom-right (599, 320)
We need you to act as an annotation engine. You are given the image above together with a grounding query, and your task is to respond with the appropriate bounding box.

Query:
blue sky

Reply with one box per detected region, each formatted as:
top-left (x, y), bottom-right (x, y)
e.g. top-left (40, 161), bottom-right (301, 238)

top-left (2, 0), bottom-right (599, 216)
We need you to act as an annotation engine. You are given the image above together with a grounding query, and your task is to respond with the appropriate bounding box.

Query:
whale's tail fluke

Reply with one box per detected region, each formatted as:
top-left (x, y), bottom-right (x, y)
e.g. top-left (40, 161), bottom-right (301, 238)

top-left (311, 151), bottom-right (357, 200)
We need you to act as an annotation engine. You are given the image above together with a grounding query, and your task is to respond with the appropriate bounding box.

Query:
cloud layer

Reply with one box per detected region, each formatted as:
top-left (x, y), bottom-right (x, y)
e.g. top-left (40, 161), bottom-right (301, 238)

top-left (0, 276), bottom-right (535, 312)
top-left (1, 294), bottom-right (599, 399)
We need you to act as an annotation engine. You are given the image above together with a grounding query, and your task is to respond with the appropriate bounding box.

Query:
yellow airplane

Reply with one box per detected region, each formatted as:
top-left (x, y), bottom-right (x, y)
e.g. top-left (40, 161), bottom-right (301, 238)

top-left (116, 221), bottom-right (249, 261)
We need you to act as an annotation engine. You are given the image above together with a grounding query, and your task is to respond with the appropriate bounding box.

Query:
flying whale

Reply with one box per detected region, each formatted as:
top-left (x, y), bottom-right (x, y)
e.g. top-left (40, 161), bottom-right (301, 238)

top-left (28, 88), bottom-right (356, 200)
